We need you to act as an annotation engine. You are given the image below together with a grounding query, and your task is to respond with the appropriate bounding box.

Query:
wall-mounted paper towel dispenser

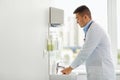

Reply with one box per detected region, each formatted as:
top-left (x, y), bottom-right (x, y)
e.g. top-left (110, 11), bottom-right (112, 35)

top-left (49, 7), bottom-right (64, 27)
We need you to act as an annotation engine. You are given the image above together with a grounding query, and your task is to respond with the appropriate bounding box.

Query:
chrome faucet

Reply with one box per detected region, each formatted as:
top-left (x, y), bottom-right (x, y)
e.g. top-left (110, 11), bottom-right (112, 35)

top-left (56, 62), bottom-right (65, 74)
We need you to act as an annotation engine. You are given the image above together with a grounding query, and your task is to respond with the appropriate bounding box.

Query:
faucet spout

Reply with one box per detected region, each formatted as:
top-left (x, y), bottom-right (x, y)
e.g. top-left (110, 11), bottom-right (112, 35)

top-left (56, 62), bottom-right (65, 74)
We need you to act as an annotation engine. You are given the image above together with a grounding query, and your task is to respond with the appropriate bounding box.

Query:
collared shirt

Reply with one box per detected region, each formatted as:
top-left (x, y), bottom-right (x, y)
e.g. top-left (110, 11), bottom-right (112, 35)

top-left (83, 20), bottom-right (93, 34)
top-left (83, 20), bottom-right (93, 41)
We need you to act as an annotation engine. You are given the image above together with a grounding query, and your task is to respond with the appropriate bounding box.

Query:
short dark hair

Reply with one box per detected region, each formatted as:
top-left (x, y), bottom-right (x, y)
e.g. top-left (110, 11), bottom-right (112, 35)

top-left (73, 5), bottom-right (91, 19)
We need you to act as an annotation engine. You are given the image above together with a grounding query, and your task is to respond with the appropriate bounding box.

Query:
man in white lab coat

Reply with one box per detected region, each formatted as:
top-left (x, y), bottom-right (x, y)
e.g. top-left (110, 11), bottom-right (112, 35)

top-left (61, 5), bottom-right (116, 80)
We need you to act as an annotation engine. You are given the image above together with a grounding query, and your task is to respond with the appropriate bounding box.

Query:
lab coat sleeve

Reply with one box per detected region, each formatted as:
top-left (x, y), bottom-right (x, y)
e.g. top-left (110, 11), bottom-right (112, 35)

top-left (70, 26), bottom-right (103, 69)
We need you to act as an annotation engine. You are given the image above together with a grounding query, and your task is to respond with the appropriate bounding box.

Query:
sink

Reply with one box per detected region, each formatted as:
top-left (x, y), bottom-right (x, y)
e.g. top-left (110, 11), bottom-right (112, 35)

top-left (50, 74), bottom-right (77, 80)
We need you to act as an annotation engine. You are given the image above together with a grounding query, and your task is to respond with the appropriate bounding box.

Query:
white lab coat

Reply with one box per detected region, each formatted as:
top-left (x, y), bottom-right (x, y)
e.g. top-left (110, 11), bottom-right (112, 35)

top-left (70, 22), bottom-right (116, 80)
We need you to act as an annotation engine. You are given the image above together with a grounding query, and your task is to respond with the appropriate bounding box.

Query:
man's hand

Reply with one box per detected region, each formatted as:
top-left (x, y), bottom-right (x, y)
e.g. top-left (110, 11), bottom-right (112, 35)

top-left (61, 66), bottom-right (73, 75)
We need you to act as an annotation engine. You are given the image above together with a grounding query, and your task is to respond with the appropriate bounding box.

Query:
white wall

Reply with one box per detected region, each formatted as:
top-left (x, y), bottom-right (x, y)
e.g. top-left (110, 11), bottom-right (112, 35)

top-left (107, 0), bottom-right (117, 67)
top-left (0, 0), bottom-right (50, 80)
top-left (117, 0), bottom-right (120, 49)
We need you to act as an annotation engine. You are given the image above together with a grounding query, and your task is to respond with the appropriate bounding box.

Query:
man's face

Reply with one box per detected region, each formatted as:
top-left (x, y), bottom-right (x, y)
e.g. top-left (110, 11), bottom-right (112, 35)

top-left (75, 13), bottom-right (86, 28)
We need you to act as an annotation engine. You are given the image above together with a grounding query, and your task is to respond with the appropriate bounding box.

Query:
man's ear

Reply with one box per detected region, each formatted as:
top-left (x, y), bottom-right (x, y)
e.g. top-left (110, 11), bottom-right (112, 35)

top-left (84, 15), bottom-right (88, 19)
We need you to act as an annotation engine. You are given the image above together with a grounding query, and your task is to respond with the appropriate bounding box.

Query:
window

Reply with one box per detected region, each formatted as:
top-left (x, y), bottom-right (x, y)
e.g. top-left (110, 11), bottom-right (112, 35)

top-left (50, 0), bottom-right (120, 74)
top-left (50, 0), bottom-right (108, 72)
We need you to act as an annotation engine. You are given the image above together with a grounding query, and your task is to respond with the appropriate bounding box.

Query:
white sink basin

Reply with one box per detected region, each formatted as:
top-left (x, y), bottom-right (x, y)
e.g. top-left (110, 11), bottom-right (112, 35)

top-left (50, 74), bottom-right (77, 80)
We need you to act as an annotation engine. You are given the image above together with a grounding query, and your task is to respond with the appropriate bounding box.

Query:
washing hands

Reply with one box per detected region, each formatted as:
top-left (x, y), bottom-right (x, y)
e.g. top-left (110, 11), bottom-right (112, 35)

top-left (61, 66), bottom-right (73, 75)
